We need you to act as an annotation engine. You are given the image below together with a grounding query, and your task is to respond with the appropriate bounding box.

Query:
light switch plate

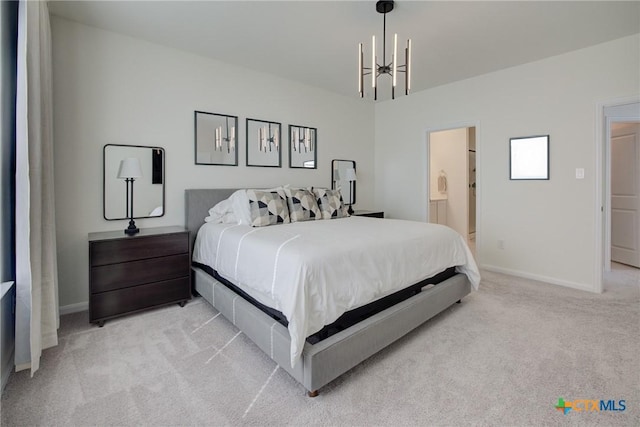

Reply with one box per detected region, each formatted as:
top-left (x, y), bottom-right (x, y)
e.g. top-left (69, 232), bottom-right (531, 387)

top-left (576, 168), bottom-right (585, 179)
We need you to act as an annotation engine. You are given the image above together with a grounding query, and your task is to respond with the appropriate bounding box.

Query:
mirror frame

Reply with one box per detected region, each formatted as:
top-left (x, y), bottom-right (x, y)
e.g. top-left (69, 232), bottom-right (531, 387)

top-left (288, 124), bottom-right (317, 169)
top-left (509, 135), bottom-right (550, 180)
top-left (331, 159), bottom-right (356, 205)
top-left (103, 143), bottom-right (166, 220)
top-left (246, 118), bottom-right (282, 168)
top-left (194, 110), bottom-right (239, 166)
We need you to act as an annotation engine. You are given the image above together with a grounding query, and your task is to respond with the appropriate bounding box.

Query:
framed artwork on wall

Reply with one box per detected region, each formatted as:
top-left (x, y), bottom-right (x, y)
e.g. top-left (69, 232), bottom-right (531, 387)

top-left (194, 111), bottom-right (238, 166)
top-left (246, 118), bottom-right (282, 167)
top-left (510, 135), bottom-right (549, 180)
top-left (289, 125), bottom-right (317, 169)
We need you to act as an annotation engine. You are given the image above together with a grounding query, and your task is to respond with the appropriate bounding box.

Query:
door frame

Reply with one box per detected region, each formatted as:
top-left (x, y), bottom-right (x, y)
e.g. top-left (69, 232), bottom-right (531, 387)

top-left (425, 121), bottom-right (480, 259)
top-left (595, 98), bottom-right (640, 293)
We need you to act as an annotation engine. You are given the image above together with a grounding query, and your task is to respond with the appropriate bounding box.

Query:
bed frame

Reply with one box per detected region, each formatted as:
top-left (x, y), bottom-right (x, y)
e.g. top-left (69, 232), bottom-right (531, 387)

top-left (185, 189), bottom-right (472, 396)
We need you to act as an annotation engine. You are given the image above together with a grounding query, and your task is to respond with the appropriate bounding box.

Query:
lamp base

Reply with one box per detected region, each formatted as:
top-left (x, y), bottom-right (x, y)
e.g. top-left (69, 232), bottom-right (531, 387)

top-left (125, 220), bottom-right (139, 235)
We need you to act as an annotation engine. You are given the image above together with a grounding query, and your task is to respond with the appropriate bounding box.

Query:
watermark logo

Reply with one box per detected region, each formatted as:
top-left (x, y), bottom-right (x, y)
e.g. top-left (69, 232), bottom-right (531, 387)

top-left (555, 398), bottom-right (572, 415)
top-left (555, 397), bottom-right (626, 415)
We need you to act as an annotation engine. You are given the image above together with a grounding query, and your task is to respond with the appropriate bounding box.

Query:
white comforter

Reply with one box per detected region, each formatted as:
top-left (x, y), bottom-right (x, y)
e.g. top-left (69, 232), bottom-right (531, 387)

top-left (193, 217), bottom-right (480, 367)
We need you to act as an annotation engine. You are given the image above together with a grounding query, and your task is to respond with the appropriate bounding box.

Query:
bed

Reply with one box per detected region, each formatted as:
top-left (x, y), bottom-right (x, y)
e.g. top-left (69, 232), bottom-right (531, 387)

top-left (186, 188), bottom-right (480, 396)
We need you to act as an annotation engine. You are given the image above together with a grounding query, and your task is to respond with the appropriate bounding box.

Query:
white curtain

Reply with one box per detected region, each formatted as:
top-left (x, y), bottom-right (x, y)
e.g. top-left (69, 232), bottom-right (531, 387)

top-left (15, 0), bottom-right (59, 375)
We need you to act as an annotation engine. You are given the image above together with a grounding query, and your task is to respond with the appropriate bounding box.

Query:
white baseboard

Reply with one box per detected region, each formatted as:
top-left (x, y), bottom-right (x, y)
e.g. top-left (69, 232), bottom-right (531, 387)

top-left (480, 264), bottom-right (598, 293)
top-left (59, 301), bottom-right (88, 315)
top-left (14, 362), bottom-right (30, 373)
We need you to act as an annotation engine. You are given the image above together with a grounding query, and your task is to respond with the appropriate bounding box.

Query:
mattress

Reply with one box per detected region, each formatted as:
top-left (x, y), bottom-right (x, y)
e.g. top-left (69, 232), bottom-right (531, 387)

top-left (193, 216), bottom-right (480, 366)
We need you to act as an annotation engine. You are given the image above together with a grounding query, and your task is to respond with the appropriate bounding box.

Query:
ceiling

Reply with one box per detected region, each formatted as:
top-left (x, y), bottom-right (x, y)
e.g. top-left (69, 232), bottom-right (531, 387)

top-left (48, 1), bottom-right (640, 101)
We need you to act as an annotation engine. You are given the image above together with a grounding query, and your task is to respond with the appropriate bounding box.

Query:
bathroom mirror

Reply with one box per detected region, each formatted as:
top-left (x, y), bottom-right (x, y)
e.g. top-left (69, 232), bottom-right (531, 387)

top-left (510, 135), bottom-right (549, 180)
top-left (194, 111), bottom-right (238, 166)
top-left (103, 144), bottom-right (165, 220)
top-left (289, 125), bottom-right (317, 169)
top-left (331, 159), bottom-right (356, 205)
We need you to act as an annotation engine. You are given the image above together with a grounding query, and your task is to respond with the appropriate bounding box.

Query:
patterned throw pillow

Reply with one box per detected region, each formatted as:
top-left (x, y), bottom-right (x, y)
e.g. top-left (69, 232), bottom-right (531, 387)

top-left (246, 190), bottom-right (290, 226)
top-left (285, 187), bottom-right (321, 222)
top-left (313, 188), bottom-right (350, 219)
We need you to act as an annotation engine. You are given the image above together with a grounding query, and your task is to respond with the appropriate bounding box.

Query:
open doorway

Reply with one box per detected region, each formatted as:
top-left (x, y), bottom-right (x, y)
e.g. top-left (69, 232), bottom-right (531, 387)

top-left (599, 100), bottom-right (640, 292)
top-left (427, 126), bottom-right (477, 251)
top-left (610, 122), bottom-right (640, 269)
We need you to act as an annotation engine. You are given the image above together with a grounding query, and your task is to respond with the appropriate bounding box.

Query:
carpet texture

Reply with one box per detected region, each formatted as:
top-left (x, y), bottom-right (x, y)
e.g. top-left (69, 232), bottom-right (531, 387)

top-left (1, 266), bottom-right (638, 426)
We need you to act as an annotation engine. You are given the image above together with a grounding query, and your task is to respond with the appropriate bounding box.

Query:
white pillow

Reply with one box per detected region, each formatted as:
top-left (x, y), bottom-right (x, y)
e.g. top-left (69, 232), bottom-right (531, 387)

top-left (149, 206), bottom-right (163, 217)
top-left (229, 190), bottom-right (251, 225)
top-left (204, 198), bottom-right (237, 223)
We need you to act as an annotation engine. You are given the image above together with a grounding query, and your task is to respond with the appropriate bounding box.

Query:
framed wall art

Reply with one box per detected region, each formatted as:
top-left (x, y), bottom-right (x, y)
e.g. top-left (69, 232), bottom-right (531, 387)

top-left (194, 111), bottom-right (238, 166)
top-left (510, 135), bottom-right (549, 180)
top-left (246, 118), bottom-right (281, 167)
top-left (289, 125), bottom-right (317, 169)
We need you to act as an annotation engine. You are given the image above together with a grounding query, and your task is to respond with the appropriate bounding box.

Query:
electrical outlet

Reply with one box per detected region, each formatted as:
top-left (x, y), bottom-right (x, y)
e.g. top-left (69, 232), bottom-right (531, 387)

top-left (497, 239), bottom-right (505, 250)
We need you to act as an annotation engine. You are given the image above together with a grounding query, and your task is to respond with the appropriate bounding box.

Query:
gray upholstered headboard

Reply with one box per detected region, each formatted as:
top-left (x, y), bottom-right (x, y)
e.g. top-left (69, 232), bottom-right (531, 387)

top-left (185, 188), bottom-right (238, 249)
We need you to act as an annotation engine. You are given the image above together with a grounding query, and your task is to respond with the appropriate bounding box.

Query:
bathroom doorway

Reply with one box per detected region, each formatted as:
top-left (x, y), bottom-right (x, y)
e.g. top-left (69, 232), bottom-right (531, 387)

top-left (427, 126), bottom-right (477, 246)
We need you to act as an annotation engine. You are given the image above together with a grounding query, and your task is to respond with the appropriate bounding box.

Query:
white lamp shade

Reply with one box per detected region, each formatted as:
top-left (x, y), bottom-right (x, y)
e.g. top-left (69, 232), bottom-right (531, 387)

top-left (117, 158), bottom-right (142, 179)
top-left (344, 168), bottom-right (357, 181)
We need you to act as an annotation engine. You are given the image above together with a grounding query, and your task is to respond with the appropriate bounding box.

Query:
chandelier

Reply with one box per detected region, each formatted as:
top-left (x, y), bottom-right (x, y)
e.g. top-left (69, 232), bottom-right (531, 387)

top-left (214, 116), bottom-right (236, 153)
top-left (259, 123), bottom-right (279, 152)
top-left (291, 126), bottom-right (315, 153)
top-left (358, 0), bottom-right (411, 100)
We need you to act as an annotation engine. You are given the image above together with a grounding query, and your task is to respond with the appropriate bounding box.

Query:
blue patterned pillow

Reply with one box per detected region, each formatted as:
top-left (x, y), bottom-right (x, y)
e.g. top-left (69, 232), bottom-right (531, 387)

top-left (313, 188), bottom-right (349, 219)
top-left (285, 187), bottom-right (321, 222)
top-left (246, 190), bottom-right (290, 226)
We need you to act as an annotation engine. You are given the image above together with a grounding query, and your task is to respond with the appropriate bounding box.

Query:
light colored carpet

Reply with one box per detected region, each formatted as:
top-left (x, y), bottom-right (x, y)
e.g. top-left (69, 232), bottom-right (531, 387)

top-left (1, 266), bottom-right (638, 426)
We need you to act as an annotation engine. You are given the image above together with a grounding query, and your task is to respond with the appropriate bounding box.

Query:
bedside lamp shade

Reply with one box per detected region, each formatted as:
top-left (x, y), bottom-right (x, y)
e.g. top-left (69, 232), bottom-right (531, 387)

top-left (117, 158), bottom-right (142, 179)
top-left (344, 168), bottom-right (357, 182)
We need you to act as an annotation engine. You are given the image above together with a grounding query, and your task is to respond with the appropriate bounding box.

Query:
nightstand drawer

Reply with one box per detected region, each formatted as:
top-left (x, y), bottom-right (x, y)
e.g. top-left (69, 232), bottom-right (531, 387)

top-left (90, 233), bottom-right (189, 266)
top-left (91, 253), bottom-right (189, 293)
top-left (90, 277), bottom-right (190, 321)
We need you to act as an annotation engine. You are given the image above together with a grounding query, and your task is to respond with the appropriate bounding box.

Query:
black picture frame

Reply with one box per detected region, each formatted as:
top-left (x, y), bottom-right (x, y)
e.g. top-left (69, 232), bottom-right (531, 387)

top-left (509, 135), bottom-right (550, 180)
top-left (246, 118), bottom-right (282, 167)
top-left (288, 125), bottom-right (317, 169)
top-left (194, 111), bottom-right (238, 166)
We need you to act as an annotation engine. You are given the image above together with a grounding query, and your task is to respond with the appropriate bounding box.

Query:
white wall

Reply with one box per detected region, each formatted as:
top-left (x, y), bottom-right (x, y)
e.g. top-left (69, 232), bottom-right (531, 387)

top-left (51, 17), bottom-right (374, 308)
top-left (375, 34), bottom-right (640, 292)
top-left (429, 128), bottom-right (468, 236)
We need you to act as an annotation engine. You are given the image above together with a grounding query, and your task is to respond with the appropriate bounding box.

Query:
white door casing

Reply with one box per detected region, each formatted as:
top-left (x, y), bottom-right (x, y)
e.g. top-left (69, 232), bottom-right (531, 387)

top-left (611, 122), bottom-right (640, 267)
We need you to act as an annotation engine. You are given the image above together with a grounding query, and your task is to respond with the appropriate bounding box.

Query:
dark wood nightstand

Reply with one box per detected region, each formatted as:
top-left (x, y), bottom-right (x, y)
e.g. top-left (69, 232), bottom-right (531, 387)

top-left (88, 226), bottom-right (191, 326)
top-left (352, 210), bottom-right (384, 218)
